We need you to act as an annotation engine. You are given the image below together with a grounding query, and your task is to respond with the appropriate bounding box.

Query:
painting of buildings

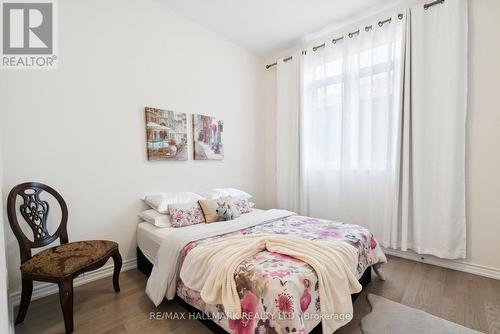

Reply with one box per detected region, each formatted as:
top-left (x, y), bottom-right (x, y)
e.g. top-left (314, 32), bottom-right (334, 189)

top-left (145, 107), bottom-right (188, 161)
top-left (193, 114), bottom-right (224, 160)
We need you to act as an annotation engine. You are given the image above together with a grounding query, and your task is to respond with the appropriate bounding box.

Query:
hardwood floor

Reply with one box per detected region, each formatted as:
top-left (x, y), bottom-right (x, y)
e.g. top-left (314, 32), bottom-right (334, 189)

top-left (14, 256), bottom-right (500, 334)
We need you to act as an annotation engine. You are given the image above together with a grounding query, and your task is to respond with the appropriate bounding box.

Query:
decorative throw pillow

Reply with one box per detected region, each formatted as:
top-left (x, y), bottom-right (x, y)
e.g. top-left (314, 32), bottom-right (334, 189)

top-left (168, 202), bottom-right (205, 227)
top-left (198, 197), bottom-right (240, 223)
top-left (138, 209), bottom-right (171, 228)
top-left (232, 196), bottom-right (252, 214)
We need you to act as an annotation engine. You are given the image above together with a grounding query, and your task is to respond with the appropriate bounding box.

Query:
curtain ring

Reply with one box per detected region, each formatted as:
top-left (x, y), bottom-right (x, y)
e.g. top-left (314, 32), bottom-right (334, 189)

top-left (378, 18), bottom-right (392, 27)
top-left (312, 43), bottom-right (325, 52)
top-left (398, 13), bottom-right (404, 19)
top-left (365, 25), bottom-right (372, 32)
top-left (332, 36), bottom-right (344, 44)
top-left (348, 30), bottom-right (360, 38)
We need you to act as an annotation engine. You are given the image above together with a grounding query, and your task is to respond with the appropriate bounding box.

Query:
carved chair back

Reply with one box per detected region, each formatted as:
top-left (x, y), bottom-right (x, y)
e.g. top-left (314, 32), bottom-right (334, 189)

top-left (7, 182), bottom-right (69, 264)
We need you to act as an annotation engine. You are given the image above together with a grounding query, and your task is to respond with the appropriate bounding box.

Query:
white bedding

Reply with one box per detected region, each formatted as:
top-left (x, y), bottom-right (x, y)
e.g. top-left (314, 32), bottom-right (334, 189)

top-left (137, 209), bottom-right (267, 262)
top-left (137, 222), bottom-right (175, 262)
top-left (145, 209), bottom-right (295, 306)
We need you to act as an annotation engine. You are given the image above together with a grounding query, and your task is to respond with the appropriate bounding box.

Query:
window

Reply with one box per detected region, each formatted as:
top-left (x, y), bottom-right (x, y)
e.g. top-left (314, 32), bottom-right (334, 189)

top-left (303, 35), bottom-right (402, 172)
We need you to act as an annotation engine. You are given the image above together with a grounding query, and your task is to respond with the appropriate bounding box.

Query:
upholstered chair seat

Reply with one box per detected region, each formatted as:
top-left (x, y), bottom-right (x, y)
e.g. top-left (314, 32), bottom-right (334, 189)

top-left (21, 240), bottom-right (118, 278)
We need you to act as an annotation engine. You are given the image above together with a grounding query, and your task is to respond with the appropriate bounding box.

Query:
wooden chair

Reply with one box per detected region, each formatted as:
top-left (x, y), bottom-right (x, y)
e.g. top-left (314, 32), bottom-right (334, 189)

top-left (7, 182), bottom-right (122, 334)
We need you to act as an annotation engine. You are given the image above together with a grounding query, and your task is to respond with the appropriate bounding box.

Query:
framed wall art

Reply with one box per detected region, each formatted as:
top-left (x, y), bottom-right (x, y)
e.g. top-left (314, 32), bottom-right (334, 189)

top-left (192, 114), bottom-right (224, 160)
top-left (145, 107), bottom-right (188, 161)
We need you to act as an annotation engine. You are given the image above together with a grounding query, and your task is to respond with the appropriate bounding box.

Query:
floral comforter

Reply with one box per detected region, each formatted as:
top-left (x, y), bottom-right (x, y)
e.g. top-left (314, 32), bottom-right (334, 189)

top-left (176, 215), bottom-right (387, 334)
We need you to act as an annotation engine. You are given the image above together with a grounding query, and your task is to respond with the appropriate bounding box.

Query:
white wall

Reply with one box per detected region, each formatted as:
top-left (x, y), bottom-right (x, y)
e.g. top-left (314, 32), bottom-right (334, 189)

top-left (0, 0), bottom-right (266, 293)
top-left (466, 0), bottom-right (500, 270)
top-left (263, 0), bottom-right (500, 272)
top-left (0, 137), bottom-right (12, 333)
top-left (262, 67), bottom-right (277, 209)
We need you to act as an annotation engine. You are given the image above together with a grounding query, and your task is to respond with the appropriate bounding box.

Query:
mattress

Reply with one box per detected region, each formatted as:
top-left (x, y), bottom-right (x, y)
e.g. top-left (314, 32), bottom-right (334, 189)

top-left (137, 209), bottom-right (266, 262)
top-left (137, 222), bottom-right (175, 263)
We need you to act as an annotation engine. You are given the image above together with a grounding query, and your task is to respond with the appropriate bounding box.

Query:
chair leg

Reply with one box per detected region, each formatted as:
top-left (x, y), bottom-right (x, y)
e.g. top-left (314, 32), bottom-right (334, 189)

top-left (58, 278), bottom-right (74, 334)
top-left (15, 278), bottom-right (33, 324)
top-left (112, 250), bottom-right (122, 292)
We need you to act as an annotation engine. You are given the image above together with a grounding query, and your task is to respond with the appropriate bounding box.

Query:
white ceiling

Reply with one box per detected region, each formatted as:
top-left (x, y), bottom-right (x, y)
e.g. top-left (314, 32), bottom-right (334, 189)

top-left (160, 0), bottom-right (405, 57)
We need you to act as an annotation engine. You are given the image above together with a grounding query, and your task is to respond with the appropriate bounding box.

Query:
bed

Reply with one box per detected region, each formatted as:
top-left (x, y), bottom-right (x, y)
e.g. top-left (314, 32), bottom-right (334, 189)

top-left (137, 209), bottom-right (387, 334)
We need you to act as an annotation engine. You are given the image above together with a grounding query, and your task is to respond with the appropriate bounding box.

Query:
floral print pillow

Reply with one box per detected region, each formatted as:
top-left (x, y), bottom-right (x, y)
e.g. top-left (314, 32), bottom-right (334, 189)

top-left (168, 202), bottom-right (205, 227)
top-left (232, 196), bottom-right (252, 214)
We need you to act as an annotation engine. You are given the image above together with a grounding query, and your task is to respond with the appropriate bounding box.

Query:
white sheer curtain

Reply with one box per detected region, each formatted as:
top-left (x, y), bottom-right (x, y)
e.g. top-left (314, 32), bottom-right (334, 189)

top-left (301, 13), bottom-right (406, 242)
top-left (276, 51), bottom-right (302, 212)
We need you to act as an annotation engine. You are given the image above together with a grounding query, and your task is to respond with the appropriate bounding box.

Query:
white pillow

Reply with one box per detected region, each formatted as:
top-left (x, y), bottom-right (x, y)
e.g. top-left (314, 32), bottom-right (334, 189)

top-left (199, 188), bottom-right (252, 200)
top-left (138, 209), bottom-right (171, 228)
top-left (143, 192), bottom-right (204, 214)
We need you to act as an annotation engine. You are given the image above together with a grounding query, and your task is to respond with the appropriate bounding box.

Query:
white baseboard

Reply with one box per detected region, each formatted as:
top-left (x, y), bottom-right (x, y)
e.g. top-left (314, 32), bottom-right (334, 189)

top-left (9, 257), bottom-right (137, 307)
top-left (384, 248), bottom-right (500, 280)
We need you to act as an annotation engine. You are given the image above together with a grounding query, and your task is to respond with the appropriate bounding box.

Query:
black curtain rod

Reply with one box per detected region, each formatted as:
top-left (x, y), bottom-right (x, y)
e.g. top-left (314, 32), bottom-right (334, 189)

top-left (312, 14), bottom-right (399, 49)
top-left (265, 56), bottom-right (293, 69)
top-left (264, 4), bottom-right (439, 70)
top-left (348, 29), bottom-right (360, 38)
top-left (265, 62), bottom-right (277, 69)
top-left (424, 0), bottom-right (445, 10)
top-left (332, 36), bottom-right (344, 44)
top-left (312, 43), bottom-right (325, 52)
top-left (378, 18), bottom-right (391, 27)
top-left (265, 13), bottom-right (403, 69)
